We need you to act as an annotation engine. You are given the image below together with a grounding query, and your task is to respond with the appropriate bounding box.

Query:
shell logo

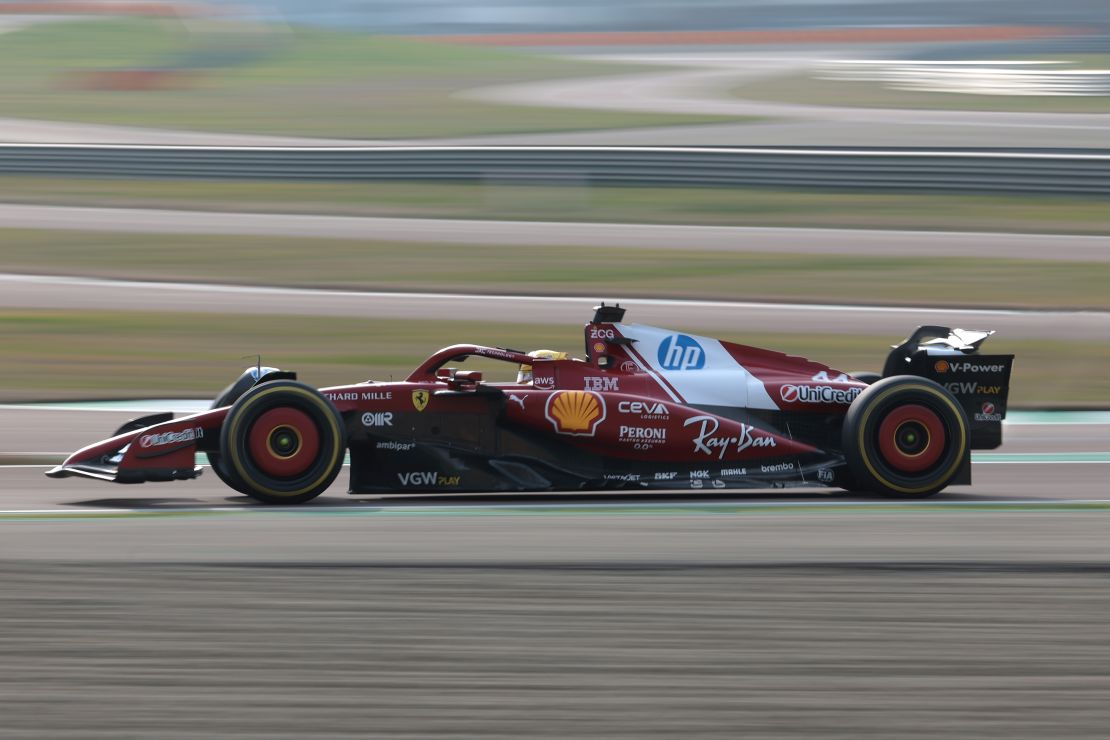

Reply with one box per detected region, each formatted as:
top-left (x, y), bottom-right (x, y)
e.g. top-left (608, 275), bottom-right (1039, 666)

top-left (934, 360), bottom-right (950, 373)
top-left (545, 391), bottom-right (606, 436)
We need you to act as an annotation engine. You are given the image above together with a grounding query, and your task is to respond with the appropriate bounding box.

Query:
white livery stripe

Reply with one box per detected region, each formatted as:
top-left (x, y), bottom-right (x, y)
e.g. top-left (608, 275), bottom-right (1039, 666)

top-left (621, 338), bottom-right (684, 403)
top-left (616, 323), bottom-right (779, 410)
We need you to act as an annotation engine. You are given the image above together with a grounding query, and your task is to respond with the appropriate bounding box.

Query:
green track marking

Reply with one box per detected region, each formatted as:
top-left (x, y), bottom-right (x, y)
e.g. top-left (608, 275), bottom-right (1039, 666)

top-left (4, 499), bottom-right (1110, 522)
top-left (1006, 410), bottom-right (1110, 425)
top-left (972, 452), bottom-right (1110, 463)
top-left (302, 501), bottom-right (1110, 517)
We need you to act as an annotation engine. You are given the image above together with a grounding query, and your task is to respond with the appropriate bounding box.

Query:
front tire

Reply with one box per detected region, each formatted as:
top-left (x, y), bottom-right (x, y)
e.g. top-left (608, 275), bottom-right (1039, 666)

top-left (207, 369), bottom-right (287, 495)
top-left (842, 376), bottom-right (969, 498)
top-left (219, 381), bottom-right (346, 504)
top-left (206, 451), bottom-right (250, 495)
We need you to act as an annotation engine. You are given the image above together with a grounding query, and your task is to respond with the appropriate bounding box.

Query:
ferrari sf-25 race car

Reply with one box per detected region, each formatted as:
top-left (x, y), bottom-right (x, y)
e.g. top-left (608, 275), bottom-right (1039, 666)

top-left (48, 305), bottom-right (1014, 504)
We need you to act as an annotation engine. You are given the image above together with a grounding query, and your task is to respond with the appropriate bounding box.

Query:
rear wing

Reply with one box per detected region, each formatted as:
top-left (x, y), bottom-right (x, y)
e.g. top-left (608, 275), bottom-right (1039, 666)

top-left (884, 326), bottom-right (1014, 450)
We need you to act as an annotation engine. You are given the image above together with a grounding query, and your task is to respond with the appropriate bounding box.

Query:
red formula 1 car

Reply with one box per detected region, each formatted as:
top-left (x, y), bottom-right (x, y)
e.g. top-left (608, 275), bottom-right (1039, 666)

top-left (48, 304), bottom-right (1014, 503)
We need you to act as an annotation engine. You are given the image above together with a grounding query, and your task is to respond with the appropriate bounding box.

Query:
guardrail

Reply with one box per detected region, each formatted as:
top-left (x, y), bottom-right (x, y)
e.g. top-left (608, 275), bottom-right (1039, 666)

top-left (1, 145), bottom-right (1109, 195)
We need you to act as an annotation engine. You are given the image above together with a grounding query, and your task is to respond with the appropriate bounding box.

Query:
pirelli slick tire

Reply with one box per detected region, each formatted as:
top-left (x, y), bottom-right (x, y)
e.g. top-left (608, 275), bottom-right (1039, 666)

top-left (208, 372), bottom-right (285, 495)
top-left (208, 378), bottom-right (278, 496)
top-left (206, 451), bottom-right (250, 495)
top-left (219, 381), bottom-right (346, 505)
top-left (842, 376), bottom-right (969, 498)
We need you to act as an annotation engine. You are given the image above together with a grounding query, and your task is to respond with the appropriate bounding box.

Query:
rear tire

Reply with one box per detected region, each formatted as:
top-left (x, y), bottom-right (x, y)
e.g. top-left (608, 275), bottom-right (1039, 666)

top-left (842, 376), bottom-right (968, 498)
top-left (219, 381), bottom-right (346, 505)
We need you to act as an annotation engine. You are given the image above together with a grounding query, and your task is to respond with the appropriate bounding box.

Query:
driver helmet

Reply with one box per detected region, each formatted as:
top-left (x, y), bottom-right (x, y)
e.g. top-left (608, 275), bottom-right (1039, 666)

top-left (517, 349), bottom-right (567, 384)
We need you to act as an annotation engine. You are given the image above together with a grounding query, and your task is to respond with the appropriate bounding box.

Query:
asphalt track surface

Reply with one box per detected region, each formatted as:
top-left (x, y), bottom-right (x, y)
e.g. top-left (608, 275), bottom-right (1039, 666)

top-left (4, 408), bottom-right (1110, 738)
top-left (3, 272), bottom-right (1106, 342)
top-left (4, 203), bottom-right (1110, 263)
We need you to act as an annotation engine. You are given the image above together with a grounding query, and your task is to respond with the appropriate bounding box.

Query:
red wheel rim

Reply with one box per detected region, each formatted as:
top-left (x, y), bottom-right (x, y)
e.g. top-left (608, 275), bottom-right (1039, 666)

top-left (877, 404), bottom-right (945, 473)
top-left (247, 407), bottom-right (321, 478)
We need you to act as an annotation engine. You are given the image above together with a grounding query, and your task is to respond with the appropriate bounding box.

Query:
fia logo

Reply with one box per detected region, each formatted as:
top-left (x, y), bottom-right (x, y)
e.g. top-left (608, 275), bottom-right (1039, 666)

top-left (658, 334), bottom-right (705, 371)
top-left (412, 390), bottom-right (430, 412)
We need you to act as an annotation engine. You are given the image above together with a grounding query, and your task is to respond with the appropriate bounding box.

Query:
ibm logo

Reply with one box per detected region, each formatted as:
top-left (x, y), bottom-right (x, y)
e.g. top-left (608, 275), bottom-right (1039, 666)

top-left (658, 334), bottom-right (705, 371)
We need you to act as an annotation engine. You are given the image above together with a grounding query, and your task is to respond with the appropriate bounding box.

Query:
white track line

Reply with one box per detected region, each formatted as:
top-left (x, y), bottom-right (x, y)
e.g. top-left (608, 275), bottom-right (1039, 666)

top-left (973, 459), bottom-right (1110, 464)
top-left (2, 273), bottom-right (1102, 319)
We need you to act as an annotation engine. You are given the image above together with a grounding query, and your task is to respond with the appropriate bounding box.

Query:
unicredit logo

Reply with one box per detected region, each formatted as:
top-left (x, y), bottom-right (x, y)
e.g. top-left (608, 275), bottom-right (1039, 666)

top-left (139, 427), bottom-right (202, 448)
top-left (780, 385), bottom-right (861, 405)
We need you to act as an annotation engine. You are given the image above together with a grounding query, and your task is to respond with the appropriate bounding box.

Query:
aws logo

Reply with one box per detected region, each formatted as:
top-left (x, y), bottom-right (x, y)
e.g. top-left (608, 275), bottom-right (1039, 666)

top-left (545, 391), bottom-right (606, 437)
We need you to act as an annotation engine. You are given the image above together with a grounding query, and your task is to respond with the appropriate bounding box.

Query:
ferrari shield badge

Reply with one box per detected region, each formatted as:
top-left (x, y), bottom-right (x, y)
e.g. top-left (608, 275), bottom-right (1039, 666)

top-left (412, 390), bottom-right (430, 412)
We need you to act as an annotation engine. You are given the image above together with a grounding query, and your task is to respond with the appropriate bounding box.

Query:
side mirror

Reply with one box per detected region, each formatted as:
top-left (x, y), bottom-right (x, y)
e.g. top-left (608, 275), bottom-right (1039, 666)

top-left (444, 370), bottom-right (482, 391)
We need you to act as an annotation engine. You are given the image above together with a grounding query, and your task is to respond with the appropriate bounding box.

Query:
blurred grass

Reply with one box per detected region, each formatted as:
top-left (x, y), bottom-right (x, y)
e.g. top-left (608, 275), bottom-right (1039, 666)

top-left (0, 310), bottom-right (1102, 406)
top-left (2, 228), bottom-right (1109, 309)
top-left (3, 177), bottom-right (1109, 234)
top-left (0, 19), bottom-right (728, 137)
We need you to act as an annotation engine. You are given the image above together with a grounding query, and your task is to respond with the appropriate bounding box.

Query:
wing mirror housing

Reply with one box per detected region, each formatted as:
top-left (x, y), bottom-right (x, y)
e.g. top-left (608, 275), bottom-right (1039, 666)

top-left (436, 367), bottom-right (483, 388)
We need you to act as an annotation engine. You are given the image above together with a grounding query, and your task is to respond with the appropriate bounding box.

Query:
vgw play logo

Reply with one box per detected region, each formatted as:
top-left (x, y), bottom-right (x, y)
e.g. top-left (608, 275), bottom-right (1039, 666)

top-left (658, 334), bottom-right (705, 371)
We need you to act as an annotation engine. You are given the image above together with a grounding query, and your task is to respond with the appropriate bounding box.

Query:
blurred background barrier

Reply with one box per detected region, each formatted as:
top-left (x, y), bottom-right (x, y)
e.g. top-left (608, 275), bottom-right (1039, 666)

top-left (3, 145), bottom-right (1110, 195)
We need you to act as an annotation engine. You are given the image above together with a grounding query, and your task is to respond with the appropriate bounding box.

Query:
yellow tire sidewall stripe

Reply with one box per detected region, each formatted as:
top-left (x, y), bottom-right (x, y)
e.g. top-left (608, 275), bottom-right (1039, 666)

top-left (856, 384), bottom-right (968, 495)
top-left (226, 386), bottom-right (342, 498)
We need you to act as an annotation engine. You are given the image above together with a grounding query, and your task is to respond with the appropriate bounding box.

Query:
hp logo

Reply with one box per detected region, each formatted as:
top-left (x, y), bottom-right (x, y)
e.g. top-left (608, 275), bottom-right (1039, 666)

top-left (658, 334), bottom-right (705, 371)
